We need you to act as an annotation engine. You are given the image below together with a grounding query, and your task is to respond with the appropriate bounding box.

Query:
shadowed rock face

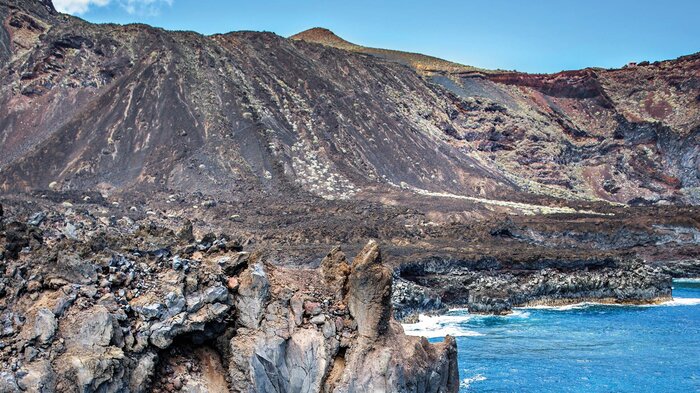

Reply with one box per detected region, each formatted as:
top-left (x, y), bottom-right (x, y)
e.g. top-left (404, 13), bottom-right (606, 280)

top-left (347, 240), bottom-right (392, 340)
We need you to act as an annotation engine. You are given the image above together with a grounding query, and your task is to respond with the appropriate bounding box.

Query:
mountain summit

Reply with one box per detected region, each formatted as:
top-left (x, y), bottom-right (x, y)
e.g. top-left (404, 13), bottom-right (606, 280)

top-left (291, 27), bottom-right (486, 74)
top-left (290, 27), bottom-right (359, 51)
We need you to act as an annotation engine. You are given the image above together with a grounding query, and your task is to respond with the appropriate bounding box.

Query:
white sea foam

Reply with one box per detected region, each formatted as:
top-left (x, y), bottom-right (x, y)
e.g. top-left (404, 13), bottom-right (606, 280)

top-left (445, 308), bottom-right (531, 319)
top-left (521, 302), bottom-right (600, 311)
top-left (660, 298), bottom-right (700, 306)
top-left (507, 309), bottom-right (531, 318)
top-left (520, 298), bottom-right (700, 311)
top-left (460, 374), bottom-right (487, 389)
top-left (673, 278), bottom-right (700, 283)
top-left (401, 309), bottom-right (533, 338)
top-left (401, 313), bottom-right (483, 338)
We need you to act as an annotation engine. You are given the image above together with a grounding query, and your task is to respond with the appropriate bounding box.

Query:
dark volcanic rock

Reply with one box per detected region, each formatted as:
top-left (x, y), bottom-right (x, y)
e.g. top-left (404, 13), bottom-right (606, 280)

top-left (3, 1), bottom-right (698, 207)
top-left (398, 257), bottom-right (673, 315)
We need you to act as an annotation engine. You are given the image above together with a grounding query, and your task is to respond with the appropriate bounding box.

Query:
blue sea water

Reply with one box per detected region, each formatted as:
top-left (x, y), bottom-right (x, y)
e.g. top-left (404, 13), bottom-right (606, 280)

top-left (403, 280), bottom-right (700, 392)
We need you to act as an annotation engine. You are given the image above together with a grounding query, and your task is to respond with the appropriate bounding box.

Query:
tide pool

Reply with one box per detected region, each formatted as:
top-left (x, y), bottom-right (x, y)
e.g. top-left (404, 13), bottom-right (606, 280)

top-left (403, 279), bottom-right (700, 392)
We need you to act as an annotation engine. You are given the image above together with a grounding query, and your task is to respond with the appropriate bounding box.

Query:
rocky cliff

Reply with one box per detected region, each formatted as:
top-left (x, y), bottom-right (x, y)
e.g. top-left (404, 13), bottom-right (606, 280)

top-left (0, 201), bottom-right (457, 392)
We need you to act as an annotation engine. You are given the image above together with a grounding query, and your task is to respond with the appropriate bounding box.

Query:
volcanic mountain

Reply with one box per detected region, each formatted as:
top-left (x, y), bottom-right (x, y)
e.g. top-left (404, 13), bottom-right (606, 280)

top-left (2, 1), bottom-right (699, 209)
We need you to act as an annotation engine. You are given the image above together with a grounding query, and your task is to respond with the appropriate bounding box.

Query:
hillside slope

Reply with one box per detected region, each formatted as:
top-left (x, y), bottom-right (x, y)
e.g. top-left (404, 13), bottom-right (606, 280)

top-left (2, 6), bottom-right (699, 208)
top-left (293, 27), bottom-right (700, 205)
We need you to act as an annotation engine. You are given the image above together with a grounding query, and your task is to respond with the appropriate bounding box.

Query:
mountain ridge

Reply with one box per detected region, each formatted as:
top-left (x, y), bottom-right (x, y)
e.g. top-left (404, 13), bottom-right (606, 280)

top-left (291, 26), bottom-right (491, 75)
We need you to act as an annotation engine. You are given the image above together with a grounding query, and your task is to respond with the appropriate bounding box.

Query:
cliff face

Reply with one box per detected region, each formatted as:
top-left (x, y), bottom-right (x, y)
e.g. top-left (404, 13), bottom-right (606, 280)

top-left (0, 201), bottom-right (458, 393)
top-left (431, 59), bottom-right (700, 204)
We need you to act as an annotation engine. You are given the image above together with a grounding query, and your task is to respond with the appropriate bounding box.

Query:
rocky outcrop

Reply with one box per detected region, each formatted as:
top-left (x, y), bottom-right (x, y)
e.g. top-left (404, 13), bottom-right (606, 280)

top-left (397, 257), bottom-right (673, 315)
top-left (334, 241), bottom-right (459, 392)
top-left (320, 246), bottom-right (350, 300)
top-left (229, 240), bottom-right (459, 392)
top-left (392, 277), bottom-right (446, 322)
top-left (0, 197), bottom-right (459, 392)
top-left (346, 240), bottom-right (392, 340)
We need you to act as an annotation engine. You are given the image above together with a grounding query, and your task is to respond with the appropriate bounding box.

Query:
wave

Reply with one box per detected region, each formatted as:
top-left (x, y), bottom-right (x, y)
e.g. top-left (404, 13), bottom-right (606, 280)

top-left (673, 278), bottom-right (700, 283)
top-left (460, 374), bottom-right (487, 389)
top-left (520, 298), bottom-right (700, 311)
top-left (444, 308), bottom-right (531, 319)
top-left (401, 309), bottom-right (532, 338)
top-left (401, 314), bottom-right (483, 338)
top-left (660, 298), bottom-right (700, 306)
top-left (505, 309), bottom-right (530, 318)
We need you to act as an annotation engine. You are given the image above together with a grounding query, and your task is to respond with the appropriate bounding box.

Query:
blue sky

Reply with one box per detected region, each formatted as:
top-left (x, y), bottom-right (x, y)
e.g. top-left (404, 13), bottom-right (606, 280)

top-left (54, 0), bottom-right (700, 73)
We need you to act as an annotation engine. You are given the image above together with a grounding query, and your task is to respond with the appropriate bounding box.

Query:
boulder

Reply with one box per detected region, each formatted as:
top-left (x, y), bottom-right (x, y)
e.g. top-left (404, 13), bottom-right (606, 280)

top-left (235, 263), bottom-right (270, 329)
top-left (17, 360), bottom-right (55, 393)
top-left (129, 352), bottom-right (158, 393)
top-left (75, 305), bottom-right (115, 348)
top-left (25, 308), bottom-right (57, 345)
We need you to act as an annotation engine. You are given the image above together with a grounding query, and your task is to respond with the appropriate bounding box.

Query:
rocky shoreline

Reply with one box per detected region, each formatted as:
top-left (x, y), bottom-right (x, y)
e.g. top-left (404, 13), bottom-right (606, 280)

top-left (1, 194), bottom-right (697, 392)
top-left (393, 256), bottom-right (674, 318)
top-left (0, 0), bottom-right (698, 390)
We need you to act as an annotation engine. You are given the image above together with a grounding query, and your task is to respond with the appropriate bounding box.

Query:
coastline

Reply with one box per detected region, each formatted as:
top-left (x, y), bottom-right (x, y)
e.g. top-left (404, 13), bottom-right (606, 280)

top-left (516, 295), bottom-right (674, 310)
top-left (402, 278), bottom-right (700, 335)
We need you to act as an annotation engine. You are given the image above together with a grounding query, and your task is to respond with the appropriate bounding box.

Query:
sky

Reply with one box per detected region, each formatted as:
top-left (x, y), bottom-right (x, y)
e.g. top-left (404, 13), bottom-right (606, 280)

top-left (53, 0), bottom-right (700, 73)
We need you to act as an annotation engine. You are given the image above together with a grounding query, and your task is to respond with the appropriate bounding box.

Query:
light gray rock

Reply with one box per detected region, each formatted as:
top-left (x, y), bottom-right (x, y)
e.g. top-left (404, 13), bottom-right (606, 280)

top-left (245, 330), bottom-right (329, 393)
top-left (204, 285), bottom-right (228, 304)
top-left (27, 212), bottom-right (46, 226)
top-left (149, 312), bottom-right (187, 349)
top-left (235, 263), bottom-right (270, 329)
top-left (309, 315), bottom-right (325, 325)
top-left (77, 305), bottom-right (114, 348)
top-left (165, 292), bottom-right (186, 316)
top-left (137, 303), bottom-right (164, 321)
top-left (29, 308), bottom-right (57, 345)
top-left (0, 371), bottom-right (20, 393)
top-left (17, 360), bottom-right (55, 393)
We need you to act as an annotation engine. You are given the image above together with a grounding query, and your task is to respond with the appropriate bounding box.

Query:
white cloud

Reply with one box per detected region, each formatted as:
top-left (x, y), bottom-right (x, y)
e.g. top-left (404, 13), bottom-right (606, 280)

top-left (53, 0), bottom-right (173, 15)
top-left (118, 0), bottom-right (172, 15)
top-left (53, 0), bottom-right (111, 14)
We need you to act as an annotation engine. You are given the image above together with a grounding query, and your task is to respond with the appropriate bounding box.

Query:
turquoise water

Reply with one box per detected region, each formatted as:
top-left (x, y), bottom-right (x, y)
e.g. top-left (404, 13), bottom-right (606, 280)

top-left (403, 280), bottom-right (700, 392)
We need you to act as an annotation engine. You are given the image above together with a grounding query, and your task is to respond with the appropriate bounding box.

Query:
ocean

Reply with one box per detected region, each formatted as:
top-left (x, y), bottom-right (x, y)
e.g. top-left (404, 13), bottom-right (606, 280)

top-left (403, 279), bottom-right (700, 392)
